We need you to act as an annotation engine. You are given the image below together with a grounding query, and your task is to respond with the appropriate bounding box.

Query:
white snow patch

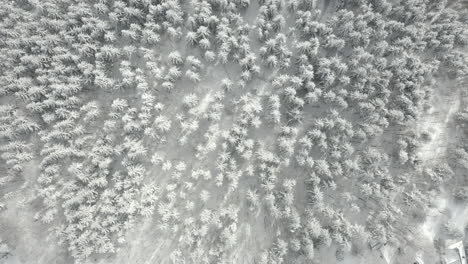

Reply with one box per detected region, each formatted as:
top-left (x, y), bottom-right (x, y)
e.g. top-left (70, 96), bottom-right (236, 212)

top-left (417, 95), bottom-right (460, 163)
top-left (420, 196), bottom-right (447, 241)
top-left (190, 91), bottom-right (213, 117)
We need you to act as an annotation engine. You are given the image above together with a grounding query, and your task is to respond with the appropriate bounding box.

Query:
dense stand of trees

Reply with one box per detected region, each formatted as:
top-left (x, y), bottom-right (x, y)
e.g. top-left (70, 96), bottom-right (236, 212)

top-left (0, 0), bottom-right (467, 263)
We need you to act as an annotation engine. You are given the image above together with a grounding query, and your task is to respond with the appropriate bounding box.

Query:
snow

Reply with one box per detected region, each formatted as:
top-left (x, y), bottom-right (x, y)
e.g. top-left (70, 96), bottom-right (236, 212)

top-left (190, 91), bottom-right (213, 117)
top-left (417, 86), bottom-right (461, 164)
top-left (0, 255), bottom-right (22, 264)
top-left (420, 196), bottom-right (447, 241)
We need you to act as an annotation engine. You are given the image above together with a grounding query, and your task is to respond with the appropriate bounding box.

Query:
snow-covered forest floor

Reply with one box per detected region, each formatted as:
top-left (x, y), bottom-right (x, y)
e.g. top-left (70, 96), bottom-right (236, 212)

top-left (1, 0), bottom-right (468, 263)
